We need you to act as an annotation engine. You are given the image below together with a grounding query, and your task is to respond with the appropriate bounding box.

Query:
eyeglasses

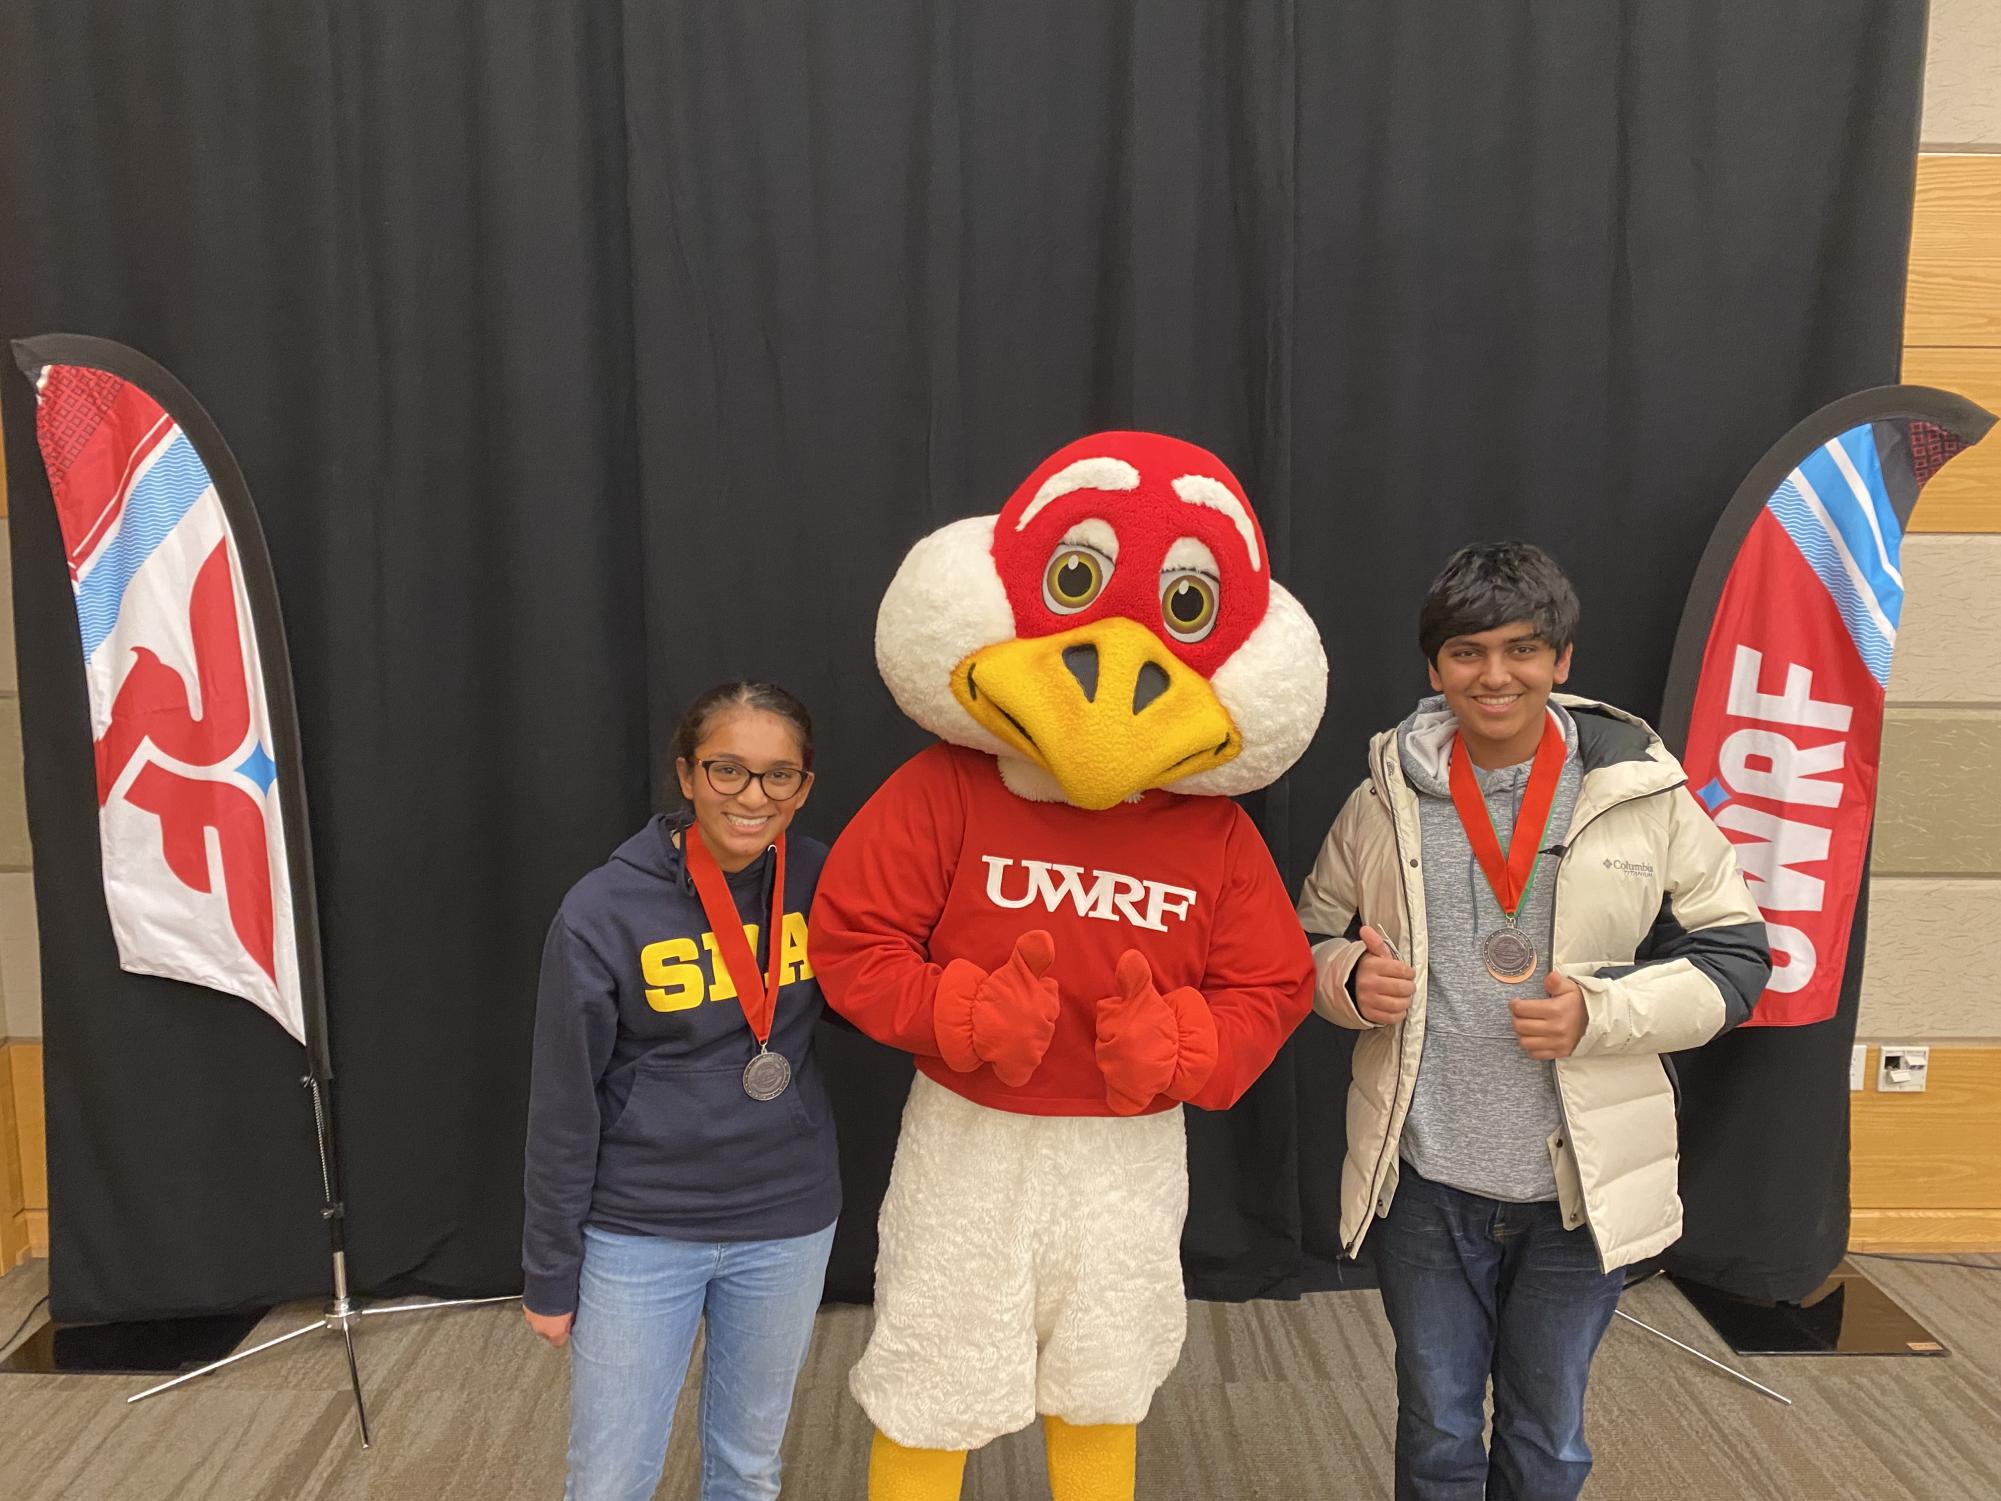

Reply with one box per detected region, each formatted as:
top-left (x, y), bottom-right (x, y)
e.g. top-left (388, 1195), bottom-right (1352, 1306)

top-left (697, 759), bottom-right (810, 801)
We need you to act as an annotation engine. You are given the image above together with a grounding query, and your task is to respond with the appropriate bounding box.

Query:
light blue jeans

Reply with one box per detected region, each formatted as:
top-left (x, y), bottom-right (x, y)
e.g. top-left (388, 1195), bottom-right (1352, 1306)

top-left (565, 1221), bottom-right (836, 1501)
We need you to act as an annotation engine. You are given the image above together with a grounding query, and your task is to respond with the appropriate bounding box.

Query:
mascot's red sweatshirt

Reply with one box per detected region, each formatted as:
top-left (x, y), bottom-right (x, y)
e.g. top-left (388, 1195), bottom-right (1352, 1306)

top-left (810, 743), bottom-right (1314, 1117)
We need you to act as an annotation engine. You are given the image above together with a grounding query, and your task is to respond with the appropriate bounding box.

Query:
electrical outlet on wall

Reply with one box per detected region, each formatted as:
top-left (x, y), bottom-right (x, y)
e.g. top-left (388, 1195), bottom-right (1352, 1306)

top-left (1878, 1045), bottom-right (1930, 1093)
top-left (1851, 1044), bottom-right (1868, 1091)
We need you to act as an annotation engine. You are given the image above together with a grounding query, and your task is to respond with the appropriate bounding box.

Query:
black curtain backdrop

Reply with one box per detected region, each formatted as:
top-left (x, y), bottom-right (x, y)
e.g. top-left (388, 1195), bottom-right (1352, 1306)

top-left (0, 2), bottom-right (1924, 1321)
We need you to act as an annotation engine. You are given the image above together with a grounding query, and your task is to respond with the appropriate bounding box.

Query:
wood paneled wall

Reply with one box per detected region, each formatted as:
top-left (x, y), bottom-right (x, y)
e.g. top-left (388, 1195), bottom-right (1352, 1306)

top-left (1850, 1046), bottom-right (2001, 1251)
top-left (1853, 152), bottom-right (2001, 1252)
top-left (0, 1042), bottom-right (43, 1266)
top-left (1906, 154), bottom-right (2001, 532)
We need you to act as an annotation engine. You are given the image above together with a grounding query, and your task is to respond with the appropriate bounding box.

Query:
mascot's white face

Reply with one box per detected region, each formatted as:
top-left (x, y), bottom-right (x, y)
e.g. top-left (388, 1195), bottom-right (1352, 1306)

top-left (874, 431), bottom-right (1327, 810)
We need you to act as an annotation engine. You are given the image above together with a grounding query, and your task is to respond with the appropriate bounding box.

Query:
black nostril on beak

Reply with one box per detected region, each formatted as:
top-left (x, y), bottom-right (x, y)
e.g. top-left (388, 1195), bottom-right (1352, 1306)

top-left (1133, 661), bottom-right (1171, 715)
top-left (1063, 644), bottom-right (1100, 702)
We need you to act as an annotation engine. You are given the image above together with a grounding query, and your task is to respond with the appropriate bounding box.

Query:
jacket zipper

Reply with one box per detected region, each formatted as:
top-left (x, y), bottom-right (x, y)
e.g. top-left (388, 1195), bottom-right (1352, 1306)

top-left (1357, 736), bottom-right (1423, 1243)
top-left (1544, 776), bottom-right (1685, 1245)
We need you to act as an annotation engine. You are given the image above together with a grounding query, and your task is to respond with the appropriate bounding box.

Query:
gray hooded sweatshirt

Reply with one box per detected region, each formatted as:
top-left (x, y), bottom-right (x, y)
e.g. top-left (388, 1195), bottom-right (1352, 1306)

top-left (1396, 695), bottom-right (1582, 1203)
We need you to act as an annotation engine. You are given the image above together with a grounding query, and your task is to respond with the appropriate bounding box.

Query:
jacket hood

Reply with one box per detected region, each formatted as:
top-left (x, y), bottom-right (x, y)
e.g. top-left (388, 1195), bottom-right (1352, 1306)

top-left (1393, 694), bottom-right (1581, 798)
top-left (1376, 693), bottom-right (1680, 805)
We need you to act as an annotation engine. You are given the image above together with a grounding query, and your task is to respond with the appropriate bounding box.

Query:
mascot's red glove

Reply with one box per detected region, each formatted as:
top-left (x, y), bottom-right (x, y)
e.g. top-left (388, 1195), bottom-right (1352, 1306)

top-left (934, 930), bottom-right (1061, 1086)
top-left (1094, 950), bottom-right (1219, 1115)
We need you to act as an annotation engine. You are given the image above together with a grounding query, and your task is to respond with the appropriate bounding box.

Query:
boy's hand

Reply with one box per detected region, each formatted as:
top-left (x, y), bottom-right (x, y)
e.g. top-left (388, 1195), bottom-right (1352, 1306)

top-left (1510, 971), bottom-right (1587, 1059)
top-left (1353, 925), bottom-right (1416, 1026)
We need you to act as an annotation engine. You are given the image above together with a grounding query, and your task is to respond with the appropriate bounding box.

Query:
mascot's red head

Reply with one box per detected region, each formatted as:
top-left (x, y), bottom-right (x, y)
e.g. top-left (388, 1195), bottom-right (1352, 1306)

top-left (875, 431), bottom-right (1327, 810)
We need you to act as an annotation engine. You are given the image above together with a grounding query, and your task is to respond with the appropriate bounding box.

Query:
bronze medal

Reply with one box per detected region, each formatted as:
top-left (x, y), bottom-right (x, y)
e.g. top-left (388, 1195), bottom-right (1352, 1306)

top-left (1450, 721), bottom-right (1564, 991)
top-left (1482, 927), bottom-right (1537, 985)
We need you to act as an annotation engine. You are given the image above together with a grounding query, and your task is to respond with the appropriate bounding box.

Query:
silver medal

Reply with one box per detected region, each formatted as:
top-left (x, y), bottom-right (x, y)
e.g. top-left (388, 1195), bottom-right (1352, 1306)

top-left (1483, 927), bottom-right (1537, 985)
top-left (742, 1048), bottom-right (792, 1101)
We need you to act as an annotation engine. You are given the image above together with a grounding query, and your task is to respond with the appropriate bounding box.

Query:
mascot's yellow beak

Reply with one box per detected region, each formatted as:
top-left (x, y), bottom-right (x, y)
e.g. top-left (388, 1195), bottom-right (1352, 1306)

top-left (952, 617), bottom-right (1241, 810)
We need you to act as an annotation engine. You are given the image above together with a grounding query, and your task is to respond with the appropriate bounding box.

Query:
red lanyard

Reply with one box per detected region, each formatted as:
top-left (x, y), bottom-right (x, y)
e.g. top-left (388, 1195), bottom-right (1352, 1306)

top-left (1447, 717), bottom-right (1564, 921)
top-left (684, 826), bottom-right (788, 1044)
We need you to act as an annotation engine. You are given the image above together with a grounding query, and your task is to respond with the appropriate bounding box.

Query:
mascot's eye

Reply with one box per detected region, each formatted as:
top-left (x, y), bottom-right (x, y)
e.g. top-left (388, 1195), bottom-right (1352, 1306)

top-left (1043, 546), bottom-right (1110, 613)
top-left (1160, 573), bottom-right (1218, 642)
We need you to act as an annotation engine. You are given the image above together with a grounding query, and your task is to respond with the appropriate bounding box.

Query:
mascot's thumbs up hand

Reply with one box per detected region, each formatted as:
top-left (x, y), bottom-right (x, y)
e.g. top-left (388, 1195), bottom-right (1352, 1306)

top-left (934, 930), bottom-right (1062, 1086)
top-left (1094, 951), bottom-right (1220, 1115)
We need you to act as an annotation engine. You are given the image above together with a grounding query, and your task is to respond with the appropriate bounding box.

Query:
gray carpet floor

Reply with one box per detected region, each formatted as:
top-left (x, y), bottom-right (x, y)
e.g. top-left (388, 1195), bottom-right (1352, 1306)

top-left (1, 1253), bottom-right (1997, 1500)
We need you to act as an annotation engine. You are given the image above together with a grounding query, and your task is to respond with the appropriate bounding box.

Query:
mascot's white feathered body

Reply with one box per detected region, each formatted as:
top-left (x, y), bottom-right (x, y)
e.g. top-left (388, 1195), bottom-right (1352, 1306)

top-left (810, 432), bottom-right (1328, 1501)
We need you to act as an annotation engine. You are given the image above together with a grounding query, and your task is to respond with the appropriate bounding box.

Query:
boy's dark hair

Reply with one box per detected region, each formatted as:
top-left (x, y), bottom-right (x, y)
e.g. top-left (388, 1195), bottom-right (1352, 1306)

top-left (669, 681), bottom-right (816, 776)
top-left (1418, 542), bottom-right (1581, 662)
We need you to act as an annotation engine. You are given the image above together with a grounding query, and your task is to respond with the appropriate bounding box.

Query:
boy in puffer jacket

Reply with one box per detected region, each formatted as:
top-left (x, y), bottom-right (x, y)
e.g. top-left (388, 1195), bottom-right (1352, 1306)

top-left (1297, 541), bottom-right (1769, 1501)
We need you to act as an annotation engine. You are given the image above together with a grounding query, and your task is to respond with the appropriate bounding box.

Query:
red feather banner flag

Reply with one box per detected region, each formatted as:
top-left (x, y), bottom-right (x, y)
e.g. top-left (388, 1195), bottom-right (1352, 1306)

top-left (12, 334), bottom-right (324, 1045)
top-left (1662, 388), bottom-right (1996, 1027)
top-left (1661, 385), bottom-right (1993, 1301)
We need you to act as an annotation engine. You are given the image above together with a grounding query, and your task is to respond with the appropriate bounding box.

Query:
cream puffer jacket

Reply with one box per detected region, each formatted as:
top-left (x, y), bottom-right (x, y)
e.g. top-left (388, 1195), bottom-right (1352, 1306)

top-left (1296, 695), bottom-right (1769, 1271)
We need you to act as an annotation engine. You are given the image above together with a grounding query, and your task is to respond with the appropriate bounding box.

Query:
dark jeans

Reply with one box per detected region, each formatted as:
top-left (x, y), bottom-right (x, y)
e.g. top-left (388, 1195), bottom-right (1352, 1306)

top-left (1373, 1168), bottom-right (1625, 1501)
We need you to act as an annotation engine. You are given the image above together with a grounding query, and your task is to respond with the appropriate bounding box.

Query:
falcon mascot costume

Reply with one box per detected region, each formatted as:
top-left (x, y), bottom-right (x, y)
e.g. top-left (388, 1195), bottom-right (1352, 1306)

top-left (810, 432), bottom-right (1327, 1501)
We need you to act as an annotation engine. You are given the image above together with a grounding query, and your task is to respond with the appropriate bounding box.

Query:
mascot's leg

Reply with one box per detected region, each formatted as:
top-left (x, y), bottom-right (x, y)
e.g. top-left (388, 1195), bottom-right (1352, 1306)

top-left (868, 1429), bottom-right (968, 1501)
top-left (1042, 1416), bottom-right (1136, 1501)
top-left (1033, 1108), bottom-right (1187, 1501)
top-left (857, 1080), bottom-right (1041, 1501)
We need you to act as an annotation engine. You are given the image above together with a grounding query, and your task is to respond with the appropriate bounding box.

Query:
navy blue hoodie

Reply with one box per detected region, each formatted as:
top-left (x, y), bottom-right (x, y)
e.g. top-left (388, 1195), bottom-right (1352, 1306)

top-left (521, 814), bottom-right (841, 1315)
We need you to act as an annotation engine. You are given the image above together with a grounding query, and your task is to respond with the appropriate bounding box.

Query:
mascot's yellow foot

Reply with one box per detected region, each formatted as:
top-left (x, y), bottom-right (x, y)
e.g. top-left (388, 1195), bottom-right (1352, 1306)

top-left (868, 1429), bottom-right (968, 1501)
top-left (1043, 1416), bottom-right (1137, 1501)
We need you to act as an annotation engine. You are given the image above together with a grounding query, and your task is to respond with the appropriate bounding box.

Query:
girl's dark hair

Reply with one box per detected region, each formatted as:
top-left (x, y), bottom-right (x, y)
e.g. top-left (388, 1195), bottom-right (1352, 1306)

top-left (669, 681), bottom-right (816, 774)
top-left (1418, 541), bottom-right (1581, 662)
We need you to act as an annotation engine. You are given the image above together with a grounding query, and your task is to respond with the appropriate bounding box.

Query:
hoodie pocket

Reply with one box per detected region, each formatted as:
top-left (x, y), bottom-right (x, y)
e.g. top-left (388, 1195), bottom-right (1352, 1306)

top-left (598, 1051), bottom-right (822, 1202)
top-left (604, 1058), bottom-right (735, 1152)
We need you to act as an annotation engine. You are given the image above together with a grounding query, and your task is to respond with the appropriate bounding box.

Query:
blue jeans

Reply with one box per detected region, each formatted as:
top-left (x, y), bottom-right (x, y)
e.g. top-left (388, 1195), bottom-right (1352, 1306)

top-left (1373, 1169), bottom-right (1624, 1501)
top-left (565, 1221), bottom-right (836, 1501)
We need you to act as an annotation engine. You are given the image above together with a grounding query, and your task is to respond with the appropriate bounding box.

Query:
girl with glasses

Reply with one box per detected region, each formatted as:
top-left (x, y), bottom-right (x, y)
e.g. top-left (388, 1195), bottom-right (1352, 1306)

top-left (522, 681), bottom-right (840, 1501)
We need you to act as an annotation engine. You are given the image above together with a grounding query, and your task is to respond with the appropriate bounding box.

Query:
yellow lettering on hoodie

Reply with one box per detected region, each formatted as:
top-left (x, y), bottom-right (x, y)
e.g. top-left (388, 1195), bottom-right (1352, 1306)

top-left (641, 936), bottom-right (705, 1012)
top-left (700, 925), bottom-right (761, 1001)
top-left (778, 911), bottom-right (813, 986)
top-left (642, 915), bottom-right (809, 1013)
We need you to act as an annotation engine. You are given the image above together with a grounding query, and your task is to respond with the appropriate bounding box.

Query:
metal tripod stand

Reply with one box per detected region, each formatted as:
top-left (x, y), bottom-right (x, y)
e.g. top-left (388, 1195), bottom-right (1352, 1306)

top-left (125, 1073), bottom-right (518, 1446)
top-left (1616, 1267), bottom-right (1791, 1406)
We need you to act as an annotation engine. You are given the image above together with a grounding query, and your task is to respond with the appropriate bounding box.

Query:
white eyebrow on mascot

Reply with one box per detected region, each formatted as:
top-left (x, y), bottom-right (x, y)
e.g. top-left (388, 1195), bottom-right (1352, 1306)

top-left (809, 430), bottom-right (1328, 1501)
